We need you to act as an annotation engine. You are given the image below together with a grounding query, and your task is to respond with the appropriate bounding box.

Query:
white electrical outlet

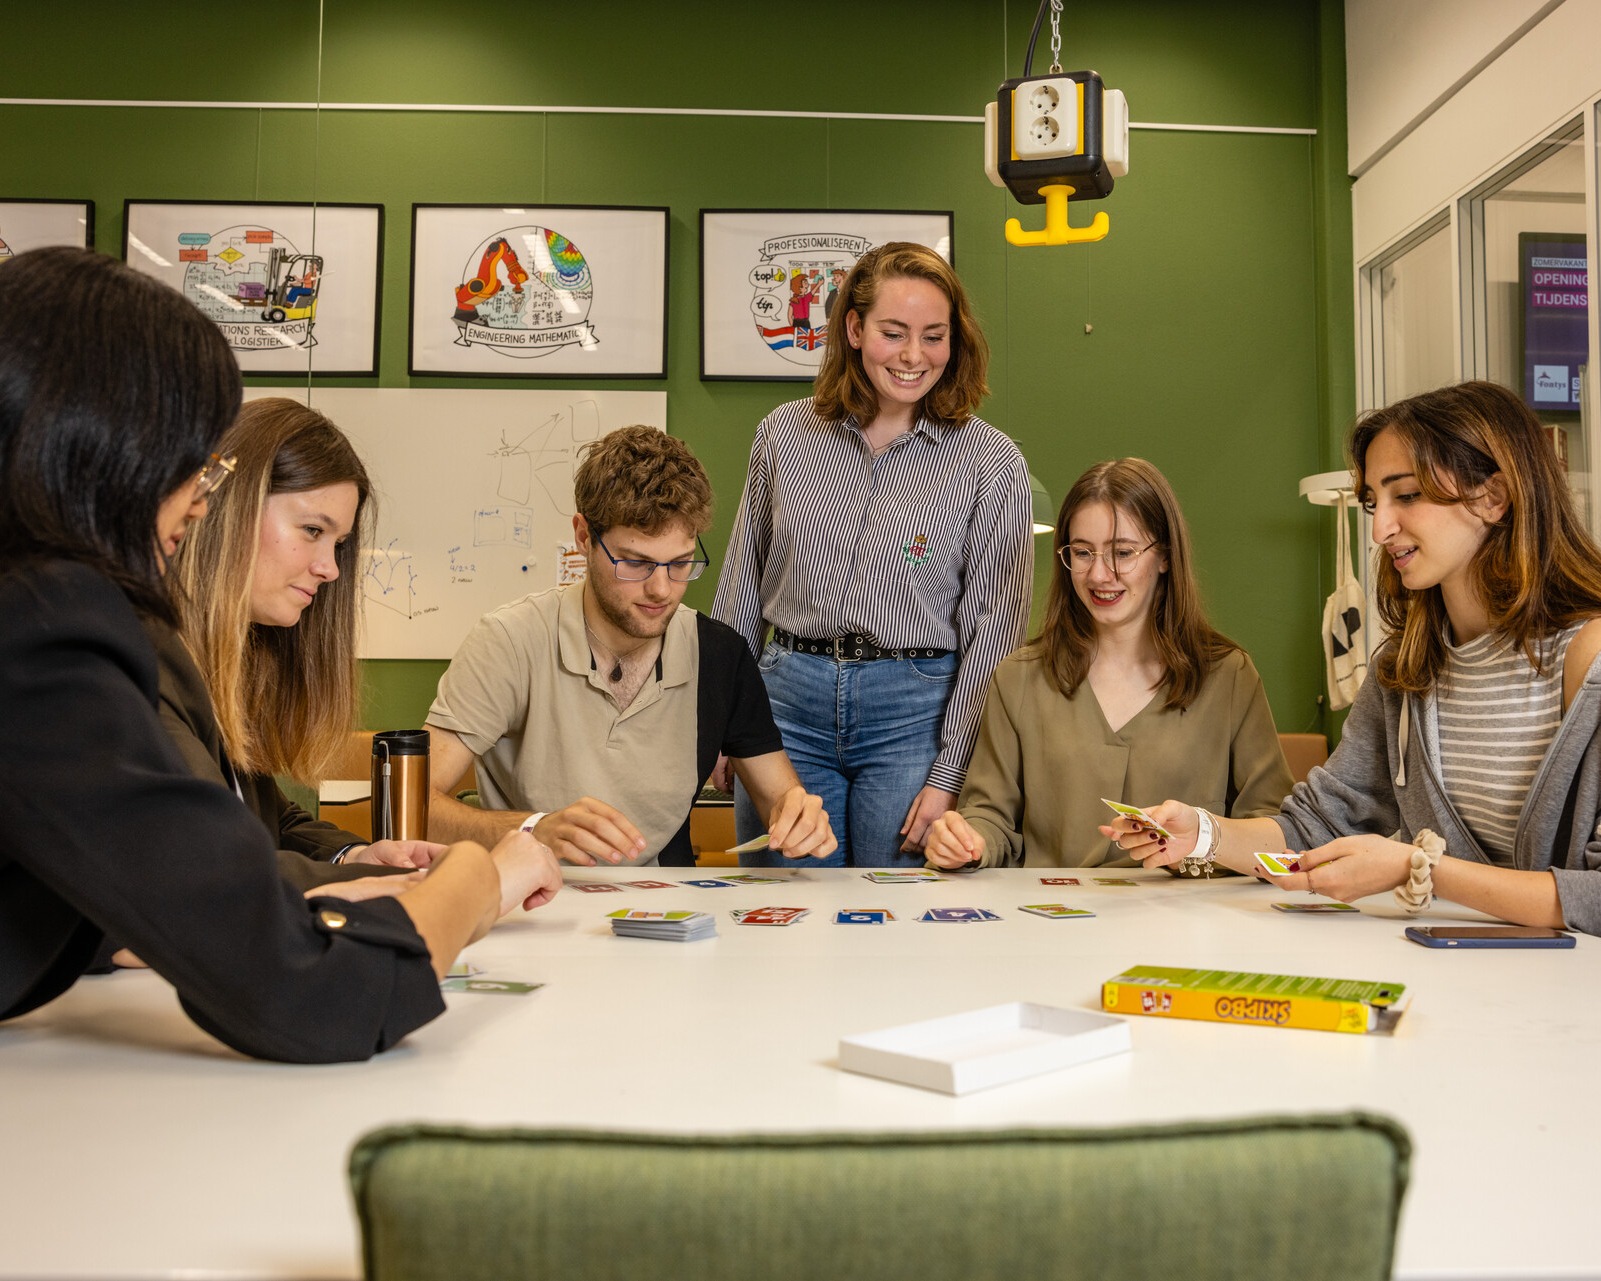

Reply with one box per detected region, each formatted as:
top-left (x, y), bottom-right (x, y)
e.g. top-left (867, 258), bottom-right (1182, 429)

top-left (1104, 89), bottom-right (1130, 177)
top-left (1011, 76), bottom-right (1078, 160)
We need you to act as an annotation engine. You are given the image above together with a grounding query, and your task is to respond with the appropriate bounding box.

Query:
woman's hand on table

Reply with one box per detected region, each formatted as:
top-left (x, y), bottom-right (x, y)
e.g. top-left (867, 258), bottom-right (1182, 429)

top-left (1097, 800), bottom-right (1199, 868)
top-left (899, 786), bottom-right (958, 853)
top-left (347, 839), bottom-right (448, 869)
top-left (1262, 834), bottom-right (1413, 902)
top-left (488, 828), bottom-right (564, 913)
top-left (767, 785), bottom-right (837, 860)
top-left (533, 798), bottom-right (647, 866)
top-left (924, 810), bottom-right (983, 868)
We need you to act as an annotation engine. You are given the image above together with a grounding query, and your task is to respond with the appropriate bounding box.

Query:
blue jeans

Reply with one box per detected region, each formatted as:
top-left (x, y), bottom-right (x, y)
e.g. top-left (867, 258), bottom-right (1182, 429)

top-left (735, 643), bottom-right (955, 867)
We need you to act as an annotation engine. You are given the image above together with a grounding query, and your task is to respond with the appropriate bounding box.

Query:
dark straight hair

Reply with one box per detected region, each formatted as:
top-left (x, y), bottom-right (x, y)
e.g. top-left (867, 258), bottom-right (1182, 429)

top-left (0, 246), bottom-right (242, 620)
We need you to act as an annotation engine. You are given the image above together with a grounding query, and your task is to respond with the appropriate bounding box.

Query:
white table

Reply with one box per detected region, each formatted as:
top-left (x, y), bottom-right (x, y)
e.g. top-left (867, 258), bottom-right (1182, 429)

top-left (2, 867), bottom-right (1597, 1280)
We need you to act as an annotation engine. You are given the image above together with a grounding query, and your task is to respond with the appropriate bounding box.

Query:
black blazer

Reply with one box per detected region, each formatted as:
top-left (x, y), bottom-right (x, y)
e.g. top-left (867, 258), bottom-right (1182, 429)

top-left (149, 623), bottom-right (394, 892)
top-left (0, 562), bottom-right (443, 1062)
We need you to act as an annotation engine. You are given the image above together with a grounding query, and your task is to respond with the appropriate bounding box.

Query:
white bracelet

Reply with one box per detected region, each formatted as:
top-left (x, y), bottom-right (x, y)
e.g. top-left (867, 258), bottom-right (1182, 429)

top-left (1176, 807), bottom-right (1220, 877)
top-left (1394, 829), bottom-right (1445, 914)
top-left (519, 812), bottom-right (547, 834)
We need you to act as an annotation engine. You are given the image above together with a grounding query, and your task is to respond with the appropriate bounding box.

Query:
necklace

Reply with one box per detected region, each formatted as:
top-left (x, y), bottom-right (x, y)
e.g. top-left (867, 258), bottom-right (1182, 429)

top-left (583, 620), bottom-right (652, 683)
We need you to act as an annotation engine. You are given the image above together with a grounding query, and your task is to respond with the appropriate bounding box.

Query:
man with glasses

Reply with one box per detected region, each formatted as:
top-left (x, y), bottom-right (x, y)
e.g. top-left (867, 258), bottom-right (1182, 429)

top-left (425, 427), bottom-right (836, 866)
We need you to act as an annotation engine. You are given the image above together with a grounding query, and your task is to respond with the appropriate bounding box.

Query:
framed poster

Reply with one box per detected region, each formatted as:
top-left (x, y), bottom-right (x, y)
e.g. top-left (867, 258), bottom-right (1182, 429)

top-left (0, 199), bottom-right (95, 256)
top-left (122, 201), bottom-right (383, 375)
top-left (699, 209), bottom-right (954, 381)
top-left (410, 205), bottom-right (669, 378)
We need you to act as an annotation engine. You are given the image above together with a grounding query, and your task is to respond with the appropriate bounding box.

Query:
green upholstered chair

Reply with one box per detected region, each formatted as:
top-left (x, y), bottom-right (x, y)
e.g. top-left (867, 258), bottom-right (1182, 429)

top-left (349, 1112), bottom-right (1410, 1281)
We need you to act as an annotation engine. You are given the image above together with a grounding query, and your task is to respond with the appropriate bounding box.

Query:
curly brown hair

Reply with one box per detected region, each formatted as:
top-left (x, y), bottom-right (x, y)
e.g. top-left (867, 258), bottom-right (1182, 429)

top-left (573, 426), bottom-right (713, 537)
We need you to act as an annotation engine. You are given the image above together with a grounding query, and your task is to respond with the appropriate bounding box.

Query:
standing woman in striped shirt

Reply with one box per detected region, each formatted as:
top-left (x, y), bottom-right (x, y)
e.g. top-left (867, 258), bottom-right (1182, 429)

top-left (713, 243), bottom-right (1033, 866)
top-left (1108, 381), bottom-right (1601, 934)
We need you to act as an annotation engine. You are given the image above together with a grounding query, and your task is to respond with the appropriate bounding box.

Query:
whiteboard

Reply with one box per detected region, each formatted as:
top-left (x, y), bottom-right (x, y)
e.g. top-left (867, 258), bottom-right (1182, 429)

top-left (242, 388), bottom-right (668, 658)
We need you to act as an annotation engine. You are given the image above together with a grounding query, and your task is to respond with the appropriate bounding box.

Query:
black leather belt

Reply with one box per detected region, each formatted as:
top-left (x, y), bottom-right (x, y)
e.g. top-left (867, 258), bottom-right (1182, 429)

top-left (772, 629), bottom-right (951, 662)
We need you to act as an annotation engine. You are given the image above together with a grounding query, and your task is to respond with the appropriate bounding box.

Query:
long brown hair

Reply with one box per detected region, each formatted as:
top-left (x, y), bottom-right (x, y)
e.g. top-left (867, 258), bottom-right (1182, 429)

top-left (172, 398), bottom-right (372, 782)
top-left (1032, 458), bottom-right (1238, 711)
top-left (812, 242), bottom-right (989, 427)
top-left (1352, 380), bottom-right (1601, 692)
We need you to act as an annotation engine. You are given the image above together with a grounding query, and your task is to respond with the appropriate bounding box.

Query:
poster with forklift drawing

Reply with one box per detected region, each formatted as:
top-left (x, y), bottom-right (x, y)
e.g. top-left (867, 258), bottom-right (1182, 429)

top-left (122, 202), bottom-right (382, 375)
top-left (409, 204), bottom-right (669, 378)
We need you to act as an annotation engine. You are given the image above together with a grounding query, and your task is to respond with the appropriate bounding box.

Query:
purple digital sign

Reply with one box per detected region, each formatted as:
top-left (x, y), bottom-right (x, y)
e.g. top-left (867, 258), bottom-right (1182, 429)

top-left (1520, 232), bottom-right (1587, 412)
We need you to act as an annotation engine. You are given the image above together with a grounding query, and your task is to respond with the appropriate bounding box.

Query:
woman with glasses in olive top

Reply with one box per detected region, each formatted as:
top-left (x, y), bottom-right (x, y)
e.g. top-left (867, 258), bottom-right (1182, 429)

top-left (925, 458), bottom-right (1293, 869)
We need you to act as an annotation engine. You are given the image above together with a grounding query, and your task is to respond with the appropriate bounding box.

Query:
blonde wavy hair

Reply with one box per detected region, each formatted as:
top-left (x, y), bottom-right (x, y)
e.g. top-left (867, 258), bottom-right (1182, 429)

top-left (171, 398), bottom-right (372, 783)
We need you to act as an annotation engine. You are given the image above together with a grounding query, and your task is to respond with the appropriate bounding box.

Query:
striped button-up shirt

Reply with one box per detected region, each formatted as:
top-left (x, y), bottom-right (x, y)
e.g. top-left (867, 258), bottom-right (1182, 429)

top-left (712, 397), bottom-right (1033, 793)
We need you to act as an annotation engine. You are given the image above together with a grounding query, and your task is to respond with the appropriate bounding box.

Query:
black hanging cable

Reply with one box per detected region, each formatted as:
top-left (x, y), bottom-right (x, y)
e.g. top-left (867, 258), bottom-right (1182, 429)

top-left (1022, 0), bottom-right (1050, 76)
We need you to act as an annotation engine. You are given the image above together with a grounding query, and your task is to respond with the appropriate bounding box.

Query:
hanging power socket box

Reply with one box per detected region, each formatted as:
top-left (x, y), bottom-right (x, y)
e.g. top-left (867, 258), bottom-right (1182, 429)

top-left (985, 69), bottom-right (1124, 205)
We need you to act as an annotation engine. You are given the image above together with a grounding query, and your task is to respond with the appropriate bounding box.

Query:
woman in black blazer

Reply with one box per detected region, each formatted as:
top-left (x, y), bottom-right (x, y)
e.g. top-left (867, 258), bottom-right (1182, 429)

top-left (0, 247), bottom-right (561, 1063)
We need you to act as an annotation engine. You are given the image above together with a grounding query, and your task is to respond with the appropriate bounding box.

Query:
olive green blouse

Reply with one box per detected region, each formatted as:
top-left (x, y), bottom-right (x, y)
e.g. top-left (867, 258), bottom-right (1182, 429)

top-left (956, 646), bottom-right (1294, 868)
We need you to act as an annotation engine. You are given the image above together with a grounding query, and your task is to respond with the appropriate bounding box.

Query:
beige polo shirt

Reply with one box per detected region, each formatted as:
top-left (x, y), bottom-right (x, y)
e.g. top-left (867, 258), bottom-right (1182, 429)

top-left (426, 583), bottom-right (700, 865)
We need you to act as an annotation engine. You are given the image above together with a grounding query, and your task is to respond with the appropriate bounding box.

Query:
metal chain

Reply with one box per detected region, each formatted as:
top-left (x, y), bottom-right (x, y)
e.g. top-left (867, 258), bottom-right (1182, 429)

top-left (1049, 0), bottom-right (1063, 73)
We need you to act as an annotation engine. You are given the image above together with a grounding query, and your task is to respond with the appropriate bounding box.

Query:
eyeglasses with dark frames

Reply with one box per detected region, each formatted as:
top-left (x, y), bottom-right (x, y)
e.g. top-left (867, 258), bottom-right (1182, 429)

top-left (594, 532), bottom-right (711, 582)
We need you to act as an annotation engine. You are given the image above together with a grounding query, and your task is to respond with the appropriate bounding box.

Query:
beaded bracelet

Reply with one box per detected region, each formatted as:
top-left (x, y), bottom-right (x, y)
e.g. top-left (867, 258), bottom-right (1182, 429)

top-left (1175, 807), bottom-right (1221, 878)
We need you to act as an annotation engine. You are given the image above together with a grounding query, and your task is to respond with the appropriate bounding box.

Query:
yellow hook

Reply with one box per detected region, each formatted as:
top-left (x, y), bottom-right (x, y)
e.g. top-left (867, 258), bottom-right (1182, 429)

top-left (1004, 183), bottom-right (1110, 247)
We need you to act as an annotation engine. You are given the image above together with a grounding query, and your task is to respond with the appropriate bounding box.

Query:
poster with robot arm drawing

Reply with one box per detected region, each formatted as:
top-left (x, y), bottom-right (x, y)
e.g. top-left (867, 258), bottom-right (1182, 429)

top-left (409, 204), bottom-right (668, 377)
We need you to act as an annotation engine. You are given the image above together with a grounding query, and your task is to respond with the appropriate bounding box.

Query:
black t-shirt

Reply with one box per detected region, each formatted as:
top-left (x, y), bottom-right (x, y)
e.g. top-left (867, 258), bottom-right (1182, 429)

top-left (661, 613), bottom-right (783, 865)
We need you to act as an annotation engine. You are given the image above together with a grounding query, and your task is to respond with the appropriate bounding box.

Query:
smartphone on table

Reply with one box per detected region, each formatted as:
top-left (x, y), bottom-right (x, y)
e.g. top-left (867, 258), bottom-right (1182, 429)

top-left (1404, 925), bottom-right (1575, 948)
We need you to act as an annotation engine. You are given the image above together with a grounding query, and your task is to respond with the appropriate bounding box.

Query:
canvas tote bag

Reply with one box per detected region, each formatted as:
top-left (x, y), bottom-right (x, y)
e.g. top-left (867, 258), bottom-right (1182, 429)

top-left (1321, 490), bottom-right (1368, 709)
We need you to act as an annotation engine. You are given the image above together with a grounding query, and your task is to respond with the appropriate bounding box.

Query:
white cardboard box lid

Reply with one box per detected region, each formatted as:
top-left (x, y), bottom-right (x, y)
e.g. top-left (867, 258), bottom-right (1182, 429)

top-left (839, 1001), bottom-right (1130, 1096)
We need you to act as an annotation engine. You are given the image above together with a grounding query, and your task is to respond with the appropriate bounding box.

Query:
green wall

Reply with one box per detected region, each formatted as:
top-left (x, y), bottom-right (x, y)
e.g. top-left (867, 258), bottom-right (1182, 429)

top-left (2, 0), bottom-right (1353, 740)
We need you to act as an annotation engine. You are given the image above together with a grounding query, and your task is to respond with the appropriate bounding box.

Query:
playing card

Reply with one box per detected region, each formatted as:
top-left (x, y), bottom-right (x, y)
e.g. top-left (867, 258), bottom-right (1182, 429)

top-left (1092, 878), bottom-right (1139, 886)
top-left (918, 907), bottom-right (1001, 923)
top-left (1039, 877), bottom-right (1082, 886)
top-left (730, 906), bottom-right (810, 926)
top-left (862, 869), bottom-right (945, 883)
top-left (620, 879), bottom-right (675, 889)
top-left (719, 873), bottom-right (785, 884)
top-left (440, 978), bottom-right (543, 994)
top-left (1019, 903), bottom-right (1095, 919)
top-left (1271, 901), bottom-right (1358, 913)
top-left (725, 833), bottom-right (772, 854)
top-left (568, 882), bottom-right (624, 893)
top-left (1254, 852), bottom-right (1296, 876)
top-left (834, 908), bottom-right (894, 924)
top-left (683, 878), bottom-right (737, 888)
top-left (1100, 798), bottom-right (1173, 839)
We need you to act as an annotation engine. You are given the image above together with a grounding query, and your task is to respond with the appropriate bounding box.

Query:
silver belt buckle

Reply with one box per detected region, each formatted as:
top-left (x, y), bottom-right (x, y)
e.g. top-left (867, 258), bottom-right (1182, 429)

top-left (832, 637), bottom-right (845, 662)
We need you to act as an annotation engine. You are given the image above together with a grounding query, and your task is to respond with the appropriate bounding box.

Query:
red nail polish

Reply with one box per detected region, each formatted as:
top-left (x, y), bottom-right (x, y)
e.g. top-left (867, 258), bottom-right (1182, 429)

top-left (1287, 860), bottom-right (1300, 872)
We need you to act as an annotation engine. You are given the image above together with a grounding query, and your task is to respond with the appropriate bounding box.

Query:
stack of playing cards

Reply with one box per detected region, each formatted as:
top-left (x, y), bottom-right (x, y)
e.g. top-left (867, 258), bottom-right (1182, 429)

top-left (731, 906), bottom-right (810, 926)
top-left (607, 909), bottom-right (718, 941)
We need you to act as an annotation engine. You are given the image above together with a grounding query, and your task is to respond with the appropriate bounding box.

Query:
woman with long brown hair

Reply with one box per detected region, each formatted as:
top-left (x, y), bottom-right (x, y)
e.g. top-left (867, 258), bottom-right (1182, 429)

top-left (1113, 382), bottom-right (1601, 933)
top-left (164, 397), bottom-right (430, 878)
top-left (925, 458), bottom-right (1292, 868)
top-left (714, 242), bottom-right (1033, 866)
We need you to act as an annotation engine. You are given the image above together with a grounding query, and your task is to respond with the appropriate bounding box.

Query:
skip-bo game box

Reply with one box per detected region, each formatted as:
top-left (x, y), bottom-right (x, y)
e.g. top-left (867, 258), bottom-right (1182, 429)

top-left (1101, 965), bottom-right (1408, 1035)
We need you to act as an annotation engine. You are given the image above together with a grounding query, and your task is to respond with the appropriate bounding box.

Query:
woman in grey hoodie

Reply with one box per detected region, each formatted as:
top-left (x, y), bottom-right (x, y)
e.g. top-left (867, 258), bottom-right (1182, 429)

top-left (1104, 381), bottom-right (1601, 935)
